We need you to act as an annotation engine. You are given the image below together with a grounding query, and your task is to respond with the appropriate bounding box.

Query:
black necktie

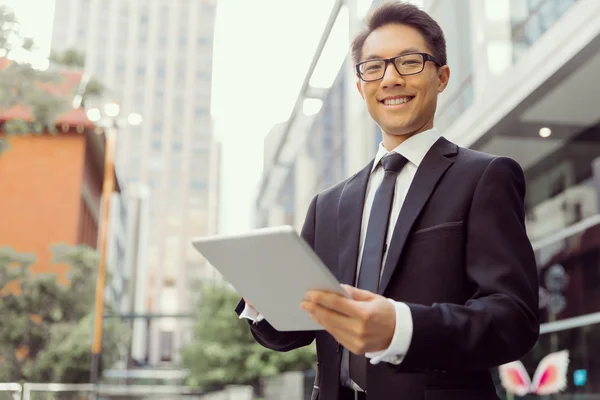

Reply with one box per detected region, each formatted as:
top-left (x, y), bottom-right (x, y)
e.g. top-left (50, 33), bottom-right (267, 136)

top-left (349, 152), bottom-right (408, 391)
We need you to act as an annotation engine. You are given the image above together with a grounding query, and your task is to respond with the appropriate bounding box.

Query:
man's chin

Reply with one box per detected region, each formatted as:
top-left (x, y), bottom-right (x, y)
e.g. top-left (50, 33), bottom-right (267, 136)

top-left (382, 127), bottom-right (414, 137)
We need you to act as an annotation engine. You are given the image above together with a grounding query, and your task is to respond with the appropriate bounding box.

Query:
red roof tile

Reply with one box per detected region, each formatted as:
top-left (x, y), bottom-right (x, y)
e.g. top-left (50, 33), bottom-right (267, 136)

top-left (0, 58), bottom-right (94, 128)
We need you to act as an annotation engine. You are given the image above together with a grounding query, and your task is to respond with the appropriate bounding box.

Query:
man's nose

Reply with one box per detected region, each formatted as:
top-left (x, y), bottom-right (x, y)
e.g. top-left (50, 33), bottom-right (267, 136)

top-left (381, 62), bottom-right (405, 88)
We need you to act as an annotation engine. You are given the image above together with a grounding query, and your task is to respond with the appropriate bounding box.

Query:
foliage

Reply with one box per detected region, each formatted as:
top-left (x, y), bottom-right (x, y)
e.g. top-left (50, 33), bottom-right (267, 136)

top-left (0, 7), bottom-right (106, 154)
top-left (49, 48), bottom-right (105, 105)
top-left (49, 48), bottom-right (85, 68)
top-left (0, 5), bottom-right (20, 55)
top-left (0, 244), bottom-right (130, 383)
top-left (0, 5), bottom-right (68, 153)
top-left (0, 5), bottom-right (67, 124)
top-left (180, 284), bottom-right (316, 391)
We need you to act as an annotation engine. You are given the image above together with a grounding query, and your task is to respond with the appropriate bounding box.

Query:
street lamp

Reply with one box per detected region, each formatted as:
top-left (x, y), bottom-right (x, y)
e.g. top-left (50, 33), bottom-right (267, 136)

top-left (86, 102), bottom-right (142, 387)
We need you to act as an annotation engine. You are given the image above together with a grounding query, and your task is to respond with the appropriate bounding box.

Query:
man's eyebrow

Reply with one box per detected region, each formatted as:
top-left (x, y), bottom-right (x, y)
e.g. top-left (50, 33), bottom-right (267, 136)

top-left (361, 47), bottom-right (422, 61)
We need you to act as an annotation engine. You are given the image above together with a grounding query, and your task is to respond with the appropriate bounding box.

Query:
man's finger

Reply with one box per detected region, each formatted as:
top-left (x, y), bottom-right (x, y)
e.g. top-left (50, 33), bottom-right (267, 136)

top-left (301, 300), bottom-right (355, 332)
top-left (305, 291), bottom-right (362, 317)
top-left (341, 284), bottom-right (377, 301)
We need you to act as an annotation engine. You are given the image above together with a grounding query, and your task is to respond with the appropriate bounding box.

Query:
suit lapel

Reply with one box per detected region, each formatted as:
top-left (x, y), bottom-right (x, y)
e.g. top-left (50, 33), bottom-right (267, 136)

top-left (378, 137), bottom-right (458, 295)
top-left (337, 162), bottom-right (373, 286)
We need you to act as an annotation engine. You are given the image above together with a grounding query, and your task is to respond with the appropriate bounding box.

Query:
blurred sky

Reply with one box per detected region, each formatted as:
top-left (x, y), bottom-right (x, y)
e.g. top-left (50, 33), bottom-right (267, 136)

top-left (3, 0), bottom-right (370, 234)
top-left (212, 0), bottom-right (355, 233)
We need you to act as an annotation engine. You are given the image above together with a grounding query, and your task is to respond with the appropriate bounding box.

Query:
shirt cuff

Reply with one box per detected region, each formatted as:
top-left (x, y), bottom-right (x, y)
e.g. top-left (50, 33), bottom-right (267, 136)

top-left (365, 299), bottom-right (413, 365)
top-left (238, 303), bottom-right (265, 323)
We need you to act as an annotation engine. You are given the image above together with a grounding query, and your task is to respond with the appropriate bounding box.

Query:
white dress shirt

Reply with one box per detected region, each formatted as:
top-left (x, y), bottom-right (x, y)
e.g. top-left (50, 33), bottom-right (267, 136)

top-left (241, 128), bottom-right (442, 366)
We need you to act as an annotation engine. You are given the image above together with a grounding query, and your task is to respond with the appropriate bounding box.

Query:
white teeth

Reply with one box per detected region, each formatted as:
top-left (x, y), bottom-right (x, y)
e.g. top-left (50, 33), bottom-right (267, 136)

top-left (383, 97), bottom-right (411, 105)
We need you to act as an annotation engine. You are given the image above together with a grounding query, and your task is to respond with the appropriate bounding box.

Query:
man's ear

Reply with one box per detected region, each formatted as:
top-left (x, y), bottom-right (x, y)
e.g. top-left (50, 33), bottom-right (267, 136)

top-left (437, 65), bottom-right (450, 93)
top-left (356, 79), bottom-right (365, 99)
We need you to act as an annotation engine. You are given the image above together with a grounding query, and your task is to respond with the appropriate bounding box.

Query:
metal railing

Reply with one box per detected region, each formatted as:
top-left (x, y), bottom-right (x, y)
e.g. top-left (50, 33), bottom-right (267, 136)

top-left (0, 383), bottom-right (21, 400)
top-left (0, 383), bottom-right (211, 400)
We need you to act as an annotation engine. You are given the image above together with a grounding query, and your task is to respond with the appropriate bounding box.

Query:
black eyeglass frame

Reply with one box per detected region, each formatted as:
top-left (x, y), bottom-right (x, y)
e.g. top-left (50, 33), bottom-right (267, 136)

top-left (355, 52), bottom-right (443, 82)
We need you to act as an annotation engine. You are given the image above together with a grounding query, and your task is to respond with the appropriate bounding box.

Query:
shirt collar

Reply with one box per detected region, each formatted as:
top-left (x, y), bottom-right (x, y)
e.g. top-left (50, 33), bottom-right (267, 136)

top-left (371, 128), bottom-right (442, 173)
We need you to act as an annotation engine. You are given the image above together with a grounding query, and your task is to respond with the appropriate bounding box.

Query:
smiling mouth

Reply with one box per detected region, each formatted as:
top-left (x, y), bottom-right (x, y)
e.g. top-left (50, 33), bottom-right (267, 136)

top-left (380, 96), bottom-right (414, 106)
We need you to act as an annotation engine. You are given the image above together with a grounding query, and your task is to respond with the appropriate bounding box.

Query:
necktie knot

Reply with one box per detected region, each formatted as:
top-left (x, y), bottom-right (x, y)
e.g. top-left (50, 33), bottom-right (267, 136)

top-left (381, 152), bottom-right (407, 173)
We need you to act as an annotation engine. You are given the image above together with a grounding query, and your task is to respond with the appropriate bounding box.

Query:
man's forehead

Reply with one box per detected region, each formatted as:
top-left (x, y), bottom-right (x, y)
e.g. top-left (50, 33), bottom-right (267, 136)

top-left (361, 24), bottom-right (429, 60)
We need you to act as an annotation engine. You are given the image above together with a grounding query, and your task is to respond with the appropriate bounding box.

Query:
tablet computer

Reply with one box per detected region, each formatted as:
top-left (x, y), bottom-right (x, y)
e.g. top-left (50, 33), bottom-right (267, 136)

top-left (191, 225), bottom-right (348, 331)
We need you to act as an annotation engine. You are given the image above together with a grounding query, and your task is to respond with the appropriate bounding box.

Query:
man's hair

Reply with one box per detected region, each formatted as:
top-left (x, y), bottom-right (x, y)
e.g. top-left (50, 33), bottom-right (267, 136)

top-left (351, 1), bottom-right (447, 67)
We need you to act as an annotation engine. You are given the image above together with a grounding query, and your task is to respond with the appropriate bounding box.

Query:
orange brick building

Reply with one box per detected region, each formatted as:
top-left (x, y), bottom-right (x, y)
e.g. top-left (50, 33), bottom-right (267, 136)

top-left (0, 59), bottom-right (119, 284)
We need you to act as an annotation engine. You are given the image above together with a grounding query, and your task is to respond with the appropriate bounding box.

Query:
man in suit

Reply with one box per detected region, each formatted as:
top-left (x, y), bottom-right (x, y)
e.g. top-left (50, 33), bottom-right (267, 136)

top-left (236, 2), bottom-right (539, 399)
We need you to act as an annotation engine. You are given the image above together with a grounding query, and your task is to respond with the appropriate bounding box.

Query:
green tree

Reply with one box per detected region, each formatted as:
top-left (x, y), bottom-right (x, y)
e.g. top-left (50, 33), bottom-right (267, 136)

top-left (181, 284), bottom-right (316, 393)
top-left (49, 47), bottom-right (105, 104)
top-left (0, 244), bottom-right (129, 383)
top-left (0, 7), bottom-right (106, 156)
top-left (49, 48), bottom-right (85, 68)
top-left (0, 5), bottom-right (67, 153)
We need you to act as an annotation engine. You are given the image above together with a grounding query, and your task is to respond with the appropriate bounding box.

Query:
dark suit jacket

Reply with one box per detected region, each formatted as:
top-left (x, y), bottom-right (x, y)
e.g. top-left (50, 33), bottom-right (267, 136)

top-left (236, 137), bottom-right (539, 400)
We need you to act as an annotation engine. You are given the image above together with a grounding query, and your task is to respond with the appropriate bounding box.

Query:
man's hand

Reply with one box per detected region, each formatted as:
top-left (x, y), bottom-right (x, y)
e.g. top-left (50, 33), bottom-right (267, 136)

top-left (300, 284), bottom-right (396, 355)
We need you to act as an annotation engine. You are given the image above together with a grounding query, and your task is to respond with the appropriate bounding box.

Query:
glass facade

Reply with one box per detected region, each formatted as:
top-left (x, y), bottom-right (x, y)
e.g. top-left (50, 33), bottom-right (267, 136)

top-left (431, 0), bottom-right (474, 132)
top-left (511, 0), bottom-right (579, 63)
top-left (279, 166), bottom-right (296, 226)
top-left (494, 215), bottom-right (600, 398)
top-left (477, 121), bottom-right (600, 398)
top-left (307, 68), bottom-right (348, 193)
top-left (536, 216), bottom-right (600, 326)
top-left (524, 125), bottom-right (600, 241)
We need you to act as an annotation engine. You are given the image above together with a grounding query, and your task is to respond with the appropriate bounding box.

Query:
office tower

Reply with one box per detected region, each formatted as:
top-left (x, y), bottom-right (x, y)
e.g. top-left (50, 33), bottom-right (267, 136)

top-left (52, 0), bottom-right (219, 363)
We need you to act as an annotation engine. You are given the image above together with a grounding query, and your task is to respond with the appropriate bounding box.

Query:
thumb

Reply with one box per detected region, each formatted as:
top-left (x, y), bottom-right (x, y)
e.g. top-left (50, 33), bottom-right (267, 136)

top-left (341, 284), bottom-right (377, 301)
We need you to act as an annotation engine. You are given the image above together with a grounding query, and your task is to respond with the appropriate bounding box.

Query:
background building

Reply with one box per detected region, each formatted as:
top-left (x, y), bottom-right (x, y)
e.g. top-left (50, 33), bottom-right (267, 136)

top-left (0, 61), bottom-right (126, 296)
top-left (255, 0), bottom-right (600, 396)
top-left (51, 0), bottom-right (220, 363)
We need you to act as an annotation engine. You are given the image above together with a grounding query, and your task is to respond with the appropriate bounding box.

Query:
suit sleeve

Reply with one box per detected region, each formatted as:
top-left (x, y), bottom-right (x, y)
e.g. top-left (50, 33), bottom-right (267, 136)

top-left (397, 157), bottom-right (539, 372)
top-left (233, 195), bottom-right (319, 352)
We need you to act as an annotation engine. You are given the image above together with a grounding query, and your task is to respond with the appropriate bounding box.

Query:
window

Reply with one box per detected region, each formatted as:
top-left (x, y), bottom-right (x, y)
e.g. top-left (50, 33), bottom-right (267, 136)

top-left (197, 37), bottom-right (213, 47)
top-left (116, 62), bottom-right (125, 74)
top-left (135, 91), bottom-right (144, 108)
top-left (193, 144), bottom-right (209, 153)
top-left (195, 107), bottom-right (208, 118)
top-left (159, 35), bottom-right (167, 47)
top-left (159, 331), bottom-right (173, 362)
top-left (476, 121), bottom-right (600, 242)
top-left (152, 140), bottom-right (161, 151)
top-left (156, 64), bottom-right (165, 79)
top-left (196, 71), bottom-right (211, 81)
top-left (174, 95), bottom-right (184, 113)
top-left (95, 63), bottom-right (105, 79)
top-left (510, 0), bottom-right (578, 62)
top-left (191, 180), bottom-right (207, 190)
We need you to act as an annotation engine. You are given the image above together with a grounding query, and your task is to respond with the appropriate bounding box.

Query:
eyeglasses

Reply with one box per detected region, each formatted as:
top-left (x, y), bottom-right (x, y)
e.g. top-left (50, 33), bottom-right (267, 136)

top-left (355, 52), bottom-right (442, 82)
